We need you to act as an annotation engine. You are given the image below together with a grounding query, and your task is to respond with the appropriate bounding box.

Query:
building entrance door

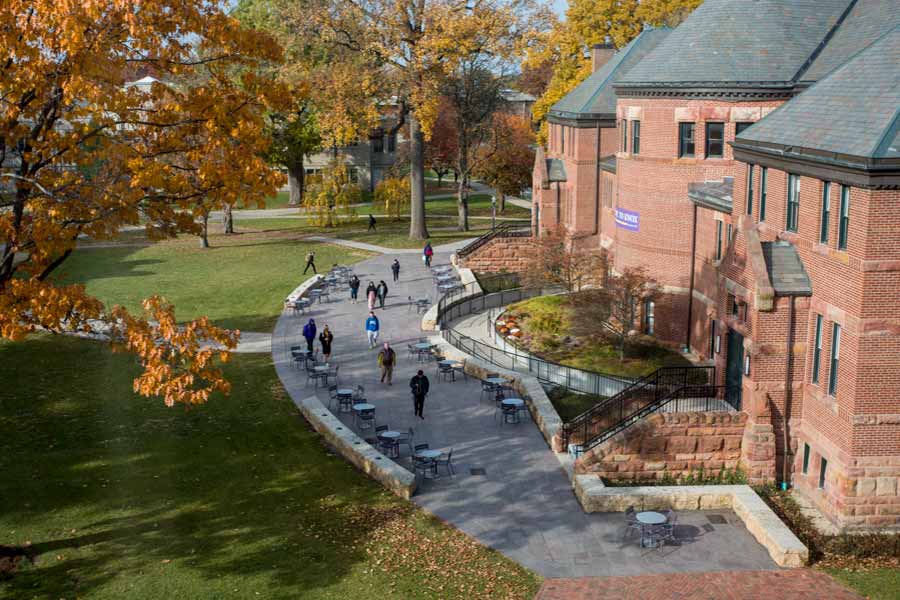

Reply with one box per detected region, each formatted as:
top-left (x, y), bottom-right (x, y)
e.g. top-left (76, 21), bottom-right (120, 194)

top-left (725, 329), bottom-right (744, 409)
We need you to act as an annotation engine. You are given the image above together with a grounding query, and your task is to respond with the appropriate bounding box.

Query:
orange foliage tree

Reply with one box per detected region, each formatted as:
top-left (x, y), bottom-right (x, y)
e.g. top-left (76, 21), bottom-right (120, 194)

top-left (0, 0), bottom-right (290, 405)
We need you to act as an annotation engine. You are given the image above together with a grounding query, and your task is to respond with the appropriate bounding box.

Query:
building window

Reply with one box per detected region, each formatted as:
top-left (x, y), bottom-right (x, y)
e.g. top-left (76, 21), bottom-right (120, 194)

top-left (743, 355), bottom-right (751, 376)
top-left (709, 319), bottom-right (717, 356)
top-left (715, 220), bottom-right (723, 260)
top-left (644, 299), bottom-right (655, 334)
top-left (812, 314), bottom-right (823, 384)
top-left (735, 121), bottom-right (754, 136)
top-left (372, 135), bottom-right (384, 153)
top-left (621, 120), bottom-right (628, 152)
top-left (632, 121), bottom-right (641, 155)
top-left (727, 223), bottom-right (733, 244)
top-left (387, 132), bottom-right (396, 153)
top-left (828, 323), bottom-right (841, 396)
top-left (820, 181), bottom-right (831, 244)
top-left (678, 122), bottom-right (695, 157)
top-left (560, 125), bottom-right (565, 154)
top-left (786, 174), bottom-right (800, 232)
top-left (729, 294), bottom-right (739, 317)
top-left (819, 457), bottom-right (828, 489)
top-left (802, 443), bottom-right (811, 475)
top-left (838, 185), bottom-right (850, 250)
top-left (759, 167), bottom-right (768, 221)
top-left (746, 165), bottom-right (755, 215)
top-left (705, 122), bottom-right (724, 158)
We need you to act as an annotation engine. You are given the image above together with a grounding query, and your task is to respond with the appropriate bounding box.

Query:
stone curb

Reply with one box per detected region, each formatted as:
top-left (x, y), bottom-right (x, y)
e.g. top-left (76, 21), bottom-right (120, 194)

top-left (285, 274), bottom-right (323, 303)
top-left (295, 394), bottom-right (418, 500)
top-left (573, 475), bottom-right (808, 568)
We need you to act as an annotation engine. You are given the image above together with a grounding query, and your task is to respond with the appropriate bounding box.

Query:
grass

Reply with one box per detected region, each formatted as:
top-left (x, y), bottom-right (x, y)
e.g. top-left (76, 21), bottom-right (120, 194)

top-left (54, 230), bottom-right (370, 332)
top-left (545, 387), bottom-right (605, 421)
top-left (0, 336), bottom-right (541, 599)
top-left (827, 568), bottom-right (900, 599)
top-left (502, 296), bottom-right (693, 379)
top-left (233, 213), bottom-right (528, 250)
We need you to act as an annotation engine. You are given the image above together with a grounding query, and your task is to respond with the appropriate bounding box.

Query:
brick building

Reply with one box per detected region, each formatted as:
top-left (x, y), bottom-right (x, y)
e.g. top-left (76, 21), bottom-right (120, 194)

top-left (526, 0), bottom-right (900, 531)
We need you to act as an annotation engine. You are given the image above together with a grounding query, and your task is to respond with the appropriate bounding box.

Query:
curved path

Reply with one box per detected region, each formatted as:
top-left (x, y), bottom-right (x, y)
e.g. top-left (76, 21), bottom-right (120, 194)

top-left (272, 244), bottom-right (778, 578)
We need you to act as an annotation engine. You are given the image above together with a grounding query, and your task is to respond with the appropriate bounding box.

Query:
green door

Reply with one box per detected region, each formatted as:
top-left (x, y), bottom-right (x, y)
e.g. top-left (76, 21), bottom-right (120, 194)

top-left (725, 329), bottom-right (744, 409)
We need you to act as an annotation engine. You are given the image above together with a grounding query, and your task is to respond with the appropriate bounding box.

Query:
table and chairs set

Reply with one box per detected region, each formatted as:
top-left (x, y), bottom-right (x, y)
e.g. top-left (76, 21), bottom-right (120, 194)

top-left (478, 373), bottom-right (530, 425)
top-left (284, 265), bottom-right (355, 314)
top-left (432, 265), bottom-right (462, 296)
top-left (625, 506), bottom-right (679, 550)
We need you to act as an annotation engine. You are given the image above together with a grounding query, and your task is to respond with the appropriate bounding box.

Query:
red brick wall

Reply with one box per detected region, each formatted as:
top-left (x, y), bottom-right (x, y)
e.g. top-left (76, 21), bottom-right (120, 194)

top-left (458, 236), bottom-right (536, 273)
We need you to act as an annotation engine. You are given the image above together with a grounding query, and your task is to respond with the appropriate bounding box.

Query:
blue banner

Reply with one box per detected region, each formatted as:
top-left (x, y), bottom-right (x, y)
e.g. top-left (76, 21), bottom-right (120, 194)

top-left (614, 207), bottom-right (640, 232)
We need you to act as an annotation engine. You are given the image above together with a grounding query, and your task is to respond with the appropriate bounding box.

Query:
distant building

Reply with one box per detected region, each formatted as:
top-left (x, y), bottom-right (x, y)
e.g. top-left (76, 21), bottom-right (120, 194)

top-left (500, 88), bottom-right (536, 121)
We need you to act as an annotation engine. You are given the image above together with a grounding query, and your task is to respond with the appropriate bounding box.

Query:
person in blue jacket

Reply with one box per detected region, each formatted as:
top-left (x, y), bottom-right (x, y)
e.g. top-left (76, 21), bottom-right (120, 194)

top-left (365, 312), bottom-right (380, 349)
top-left (302, 318), bottom-right (316, 353)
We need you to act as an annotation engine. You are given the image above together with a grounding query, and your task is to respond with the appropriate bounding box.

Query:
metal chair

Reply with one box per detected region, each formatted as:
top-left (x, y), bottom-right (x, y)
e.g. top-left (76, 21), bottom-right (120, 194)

top-left (327, 385), bottom-right (338, 409)
top-left (452, 359), bottom-right (467, 381)
top-left (480, 380), bottom-right (498, 402)
top-left (395, 427), bottom-right (414, 455)
top-left (305, 363), bottom-right (322, 387)
top-left (412, 444), bottom-right (435, 478)
top-left (324, 364), bottom-right (339, 386)
top-left (353, 385), bottom-right (366, 402)
top-left (662, 509), bottom-right (678, 542)
top-left (499, 403), bottom-right (518, 424)
top-left (434, 449), bottom-right (455, 477)
top-left (357, 408), bottom-right (376, 431)
top-left (624, 506), bottom-right (642, 540)
top-left (407, 344), bottom-right (417, 360)
top-left (438, 362), bottom-right (454, 382)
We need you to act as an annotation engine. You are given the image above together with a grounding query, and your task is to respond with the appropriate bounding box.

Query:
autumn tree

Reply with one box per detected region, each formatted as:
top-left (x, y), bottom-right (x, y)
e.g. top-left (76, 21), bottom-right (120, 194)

top-left (374, 177), bottom-right (411, 221)
top-left (263, 105), bottom-right (322, 206)
top-left (524, 0), bottom-right (703, 141)
top-left (517, 57), bottom-right (555, 98)
top-left (425, 98), bottom-right (459, 186)
top-left (443, 61), bottom-right (505, 231)
top-left (304, 158), bottom-right (361, 227)
top-left (315, 0), bottom-right (547, 240)
top-left (0, 1), bottom-right (289, 405)
top-left (475, 113), bottom-right (536, 211)
top-left (571, 265), bottom-right (659, 359)
top-left (523, 226), bottom-right (604, 292)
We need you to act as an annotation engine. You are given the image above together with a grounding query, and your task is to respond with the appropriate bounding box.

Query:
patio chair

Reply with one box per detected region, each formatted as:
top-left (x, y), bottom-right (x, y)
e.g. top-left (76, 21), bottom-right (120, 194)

top-left (515, 402), bottom-right (530, 422)
top-left (452, 359), bottom-right (467, 381)
top-left (438, 361), bottom-right (454, 382)
top-left (623, 506), bottom-right (641, 540)
top-left (662, 509), bottom-right (678, 542)
top-left (434, 448), bottom-right (455, 478)
top-left (412, 444), bottom-right (435, 478)
top-left (480, 380), bottom-right (498, 403)
top-left (353, 385), bottom-right (366, 402)
top-left (499, 404), bottom-right (518, 425)
top-left (407, 344), bottom-right (417, 360)
top-left (327, 385), bottom-right (338, 409)
top-left (305, 364), bottom-right (322, 387)
top-left (395, 428), bottom-right (414, 455)
top-left (325, 364), bottom-right (339, 386)
top-left (357, 408), bottom-right (376, 431)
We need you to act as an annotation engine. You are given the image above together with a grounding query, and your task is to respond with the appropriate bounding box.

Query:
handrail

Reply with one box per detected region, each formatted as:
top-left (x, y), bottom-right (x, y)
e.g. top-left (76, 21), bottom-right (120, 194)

top-left (455, 223), bottom-right (532, 260)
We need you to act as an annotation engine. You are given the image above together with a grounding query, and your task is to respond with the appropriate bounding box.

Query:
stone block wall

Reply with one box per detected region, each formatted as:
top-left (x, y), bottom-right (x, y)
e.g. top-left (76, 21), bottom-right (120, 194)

top-left (575, 411), bottom-right (770, 482)
top-left (458, 236), bottom-right (536, 273)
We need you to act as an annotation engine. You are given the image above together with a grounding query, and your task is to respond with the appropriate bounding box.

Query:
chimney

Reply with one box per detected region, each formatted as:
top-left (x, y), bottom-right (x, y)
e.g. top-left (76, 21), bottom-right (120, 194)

top-left (591, 42), bottom-right (615, 73)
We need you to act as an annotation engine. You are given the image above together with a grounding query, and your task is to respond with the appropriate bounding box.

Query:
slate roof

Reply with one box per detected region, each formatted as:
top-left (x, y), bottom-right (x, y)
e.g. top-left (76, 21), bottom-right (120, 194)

top-left (734, 25), bottom-right (900, 161)
top-left (547, 158), bottom-right (567, 182)
top-left (501, 89), bottom-right (536, 103)
top-left (762, 241), bottom-right (812, 296)
top-left (548, 28), bottom-right (671, 120)
top-left (617, 0), bottom-right (850, 88)
top-left (687, 177), bottom-right (734, 213)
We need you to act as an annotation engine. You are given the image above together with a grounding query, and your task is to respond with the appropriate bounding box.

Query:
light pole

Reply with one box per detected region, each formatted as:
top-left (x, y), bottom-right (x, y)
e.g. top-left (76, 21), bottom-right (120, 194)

top-left (491, 195), bottom-right (497, 231)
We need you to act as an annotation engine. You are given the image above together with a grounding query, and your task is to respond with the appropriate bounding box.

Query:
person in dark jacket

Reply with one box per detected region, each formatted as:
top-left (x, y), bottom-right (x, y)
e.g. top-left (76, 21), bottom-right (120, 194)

top-left (319, 325), bottom-right (334, 361)
top-left (376, 280), bottom-right (388, 309)
top-left (302, 318), bottom-right (317, 353)
top-left (423, 243), bottom-right (433, 267)
top-left (349, 275), bottom-right (361, 303)
top-left (409, 370), bottom-right (430, 419)
top-left (391, 259), bottom-right (400, 282)
top-left (368, 214), bottom-right (377, 231)
top-left (303, 251), bottom-right (317, 274)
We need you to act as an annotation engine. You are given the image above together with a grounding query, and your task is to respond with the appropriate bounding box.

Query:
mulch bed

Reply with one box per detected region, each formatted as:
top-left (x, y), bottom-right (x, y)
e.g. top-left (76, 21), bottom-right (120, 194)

top-left (0, 545), bottom-right (31, 578)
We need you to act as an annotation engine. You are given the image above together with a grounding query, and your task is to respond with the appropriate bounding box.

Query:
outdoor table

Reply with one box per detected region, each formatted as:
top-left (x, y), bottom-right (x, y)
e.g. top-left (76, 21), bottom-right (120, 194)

top-left (501, 398), bottom-right (524, 407)
top-left (308, 289), bottom-right (323, 303)
top-left (636, 511), bottom-right (667, 548)
top-left (414, 342), bottom-right (433, 362)
top-left (414, 449), bottom-right (442, 478)
top-left (378, 430), bottom-right (401, 458)
top-left (484, 377), bottom-right (506, 386)
top-left (337, 388), bottom-right (354, 400)
top-left (352, 403), bottom-right (375, 412)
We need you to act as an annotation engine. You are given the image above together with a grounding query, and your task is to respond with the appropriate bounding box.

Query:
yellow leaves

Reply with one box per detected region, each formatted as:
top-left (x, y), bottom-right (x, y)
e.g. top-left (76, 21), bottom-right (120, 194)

top-left (374, 177), bottom-right (410, 221)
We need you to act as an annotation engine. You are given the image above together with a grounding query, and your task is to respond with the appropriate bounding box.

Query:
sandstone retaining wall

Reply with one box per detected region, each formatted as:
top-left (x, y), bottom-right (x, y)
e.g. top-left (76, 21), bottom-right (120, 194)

top-left (457, 236), bottom-right (536, 273)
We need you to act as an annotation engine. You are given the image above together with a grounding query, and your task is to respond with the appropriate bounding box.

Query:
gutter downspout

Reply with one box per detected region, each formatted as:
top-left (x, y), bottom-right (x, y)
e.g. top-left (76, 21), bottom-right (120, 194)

top-left (593, 124), bottom-right (601, 236)
top-left (782, 296), bottom-right (796, 488)
top-left (684, 204), bottom-right (698, 353)
top-left (556, 181), bottom-right (561, 225)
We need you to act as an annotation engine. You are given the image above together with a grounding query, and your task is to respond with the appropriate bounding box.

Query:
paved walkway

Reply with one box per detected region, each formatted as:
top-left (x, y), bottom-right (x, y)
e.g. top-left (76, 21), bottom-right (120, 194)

top-left (534, 569), bottom-right (862, 599)
top-left (272, 249), bottom-right (779, 578)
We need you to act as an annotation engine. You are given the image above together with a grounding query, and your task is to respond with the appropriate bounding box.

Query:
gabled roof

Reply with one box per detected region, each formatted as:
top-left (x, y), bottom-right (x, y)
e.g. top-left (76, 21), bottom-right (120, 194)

top-left (548, 28), bottom-right (671, 122)
top-left (688, 178), bottom-right (734, 213)
top-left (762, 241), bottom-right (812, 296)
top-left (616, 0), bottom-right (850, 90)
top-left (734, 25), bottom-right (900, 163)
top-left (501, 89), bottom-right (536, 103)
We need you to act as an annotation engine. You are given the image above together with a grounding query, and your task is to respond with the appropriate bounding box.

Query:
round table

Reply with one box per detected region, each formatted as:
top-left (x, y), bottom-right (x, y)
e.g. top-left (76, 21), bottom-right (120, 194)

top-left (414, 342), bottom-right (433, 350)
top-left (501, 398), bottom-right (524, 407)
top-left (438, 360), bottom-right (454, 367)
top-left (636, 511), bottom-right (667, 548)
top-left (352, 403), bottom-right (375, 412)
top-left (415, 449), bottom-right (441, 459)
top-left (484, 377), bottom-right (506, 386)
top-left (337, 388), bottom-right (354, 397)
top-left (314, 365), bottom-right (328, 372)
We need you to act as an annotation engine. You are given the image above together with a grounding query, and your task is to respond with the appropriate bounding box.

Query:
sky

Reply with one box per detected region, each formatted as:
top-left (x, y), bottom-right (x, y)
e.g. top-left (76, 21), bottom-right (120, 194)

top-left (551, 0), bottom-right (568, 16)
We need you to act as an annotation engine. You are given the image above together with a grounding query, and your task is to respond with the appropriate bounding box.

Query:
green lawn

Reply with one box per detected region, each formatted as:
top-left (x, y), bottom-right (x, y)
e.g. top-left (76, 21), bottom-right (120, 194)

top-left (827, 568), bottom-right (900, 600)
top-left (0, 336), bottom-right (540, 599)
top-left (233, 214), bottom-right (528, 250)
top-left (503, 296), bottom-right (693, 379)
top-left (54, 231), bottom-right (370, 332)
top-left (546, 387), bottom-right (606, 422)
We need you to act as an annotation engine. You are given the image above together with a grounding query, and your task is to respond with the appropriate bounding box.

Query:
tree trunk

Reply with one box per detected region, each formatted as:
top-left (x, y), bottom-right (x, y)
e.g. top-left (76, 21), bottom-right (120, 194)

top-left (437, 171), bottom-right (443, 185)
top-left (199, 213), bottom-right (210, 248)
top-left (408, 114), bottom-right (428, 240)
top-left (287, 159), bottom-right (304, 206)
top-left (498, 192), bottom-right (506, 212)
top-left (457, 175), bottom-right (470, 232)
top-left (223, 203), bottom-right (234, 234)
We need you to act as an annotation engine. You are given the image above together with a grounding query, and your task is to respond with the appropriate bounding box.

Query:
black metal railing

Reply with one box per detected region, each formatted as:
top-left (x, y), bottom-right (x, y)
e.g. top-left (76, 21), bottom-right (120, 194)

top-left (562, 366), bottom-right (717, 452)
top-left (455, 223), bottom-right (532, 260)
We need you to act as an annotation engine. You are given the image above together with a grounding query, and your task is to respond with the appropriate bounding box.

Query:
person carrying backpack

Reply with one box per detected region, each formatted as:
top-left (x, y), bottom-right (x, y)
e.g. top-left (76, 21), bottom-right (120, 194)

top-left (423, 243), bottom-right (433, 267)
top-left (376, 280), bottom-right (389, 309)
top-left (302, 318), bottom-right (316, 353)
top-left (377, 342), bottom-right (396, 384)
top-left (365, 312), bottom-right (380, 349)
top-left (409, 369), bottom-right (430, 419)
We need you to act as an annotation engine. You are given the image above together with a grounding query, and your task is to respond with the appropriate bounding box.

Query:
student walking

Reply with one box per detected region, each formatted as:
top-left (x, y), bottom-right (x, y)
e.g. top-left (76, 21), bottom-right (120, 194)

top-left (366, 281), bottom-right (377, 311)
top-left (377, 342), bottom-right (396, 384)
top-left (302, 318), bottom-right (317, 354)
top-left (303, 251), bottom-right (317, 274)
top-left (349, 275), bottom-right (361, 303)
top-left (365, 312), bottom-right (380, 349)
top-left (376, 280), bottom-right (388, 309)
top-left (423, 243), bottom-right (433, 267)
top-left (409, 369), bottom-right (430, 419)
top-left (368, 214), bottom-right (377, 231)
top-left (391, 259), bottom-right (400, 282)
top-left (319, 325), bottom-right (334, 361)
